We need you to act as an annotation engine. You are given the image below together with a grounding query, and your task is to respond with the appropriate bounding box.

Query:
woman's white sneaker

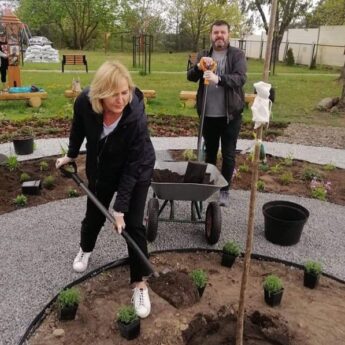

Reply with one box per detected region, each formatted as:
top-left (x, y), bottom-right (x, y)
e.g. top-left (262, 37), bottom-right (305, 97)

top-left (132, 287), bottom-right (151, 318)
top-left (73, 248), bottom-right (91, 273)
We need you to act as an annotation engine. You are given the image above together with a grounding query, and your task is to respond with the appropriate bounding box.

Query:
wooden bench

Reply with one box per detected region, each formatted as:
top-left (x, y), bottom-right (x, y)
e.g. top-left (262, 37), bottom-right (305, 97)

top-left (0, 91), bottom-right (48, 108)
top-left (64, 89), bottom-right (82, 99)
top-left (180, 91), bottom-right (256, 108)
top-left (187, 53), bottom-right (197, 70)
top-left (62, 54), bottom-right (88, 73)
top-left (142, 89), bottom-right (156, 103)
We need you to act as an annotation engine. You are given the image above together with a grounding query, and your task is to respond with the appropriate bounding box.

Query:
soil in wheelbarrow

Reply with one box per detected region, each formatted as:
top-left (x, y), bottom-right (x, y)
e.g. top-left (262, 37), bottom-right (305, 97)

top-left (28, 251), bottom-right (345, 345)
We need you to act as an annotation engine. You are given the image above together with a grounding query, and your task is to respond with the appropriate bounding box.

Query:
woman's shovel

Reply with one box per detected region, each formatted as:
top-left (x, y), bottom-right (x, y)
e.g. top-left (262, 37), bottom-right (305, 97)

top-left (59, 162), bottom-right (159, 278)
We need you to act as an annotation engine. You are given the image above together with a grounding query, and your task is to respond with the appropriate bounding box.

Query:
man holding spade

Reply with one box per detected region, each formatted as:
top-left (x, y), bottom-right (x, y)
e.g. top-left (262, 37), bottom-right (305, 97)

top-left (187, 19), bottom-right (247, 207)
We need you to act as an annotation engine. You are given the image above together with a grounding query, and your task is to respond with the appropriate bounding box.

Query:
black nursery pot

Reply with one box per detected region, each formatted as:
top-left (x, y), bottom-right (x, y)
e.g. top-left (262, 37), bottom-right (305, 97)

top-left (197, 285), bottom-right (206, 298)
top-left (13, 137), bottom-right (34, 155)
top-left (263, 201), bottom-right (309, 246)
top-left (221, 253), bottom-right (237, 268)
top-left (304, 271), bottom-right (320, 289)
top-left (59, 303), bottom-right (78, 321)
top-left (118, 318), bottom-right (140, 340)
top-left (264, 289), bottom-right (283, 307)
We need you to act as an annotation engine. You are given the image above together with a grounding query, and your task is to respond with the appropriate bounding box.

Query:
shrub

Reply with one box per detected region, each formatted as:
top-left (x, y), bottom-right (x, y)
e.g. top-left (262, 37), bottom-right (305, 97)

top-left (239, 163), bottom-right (250, 173)
top-left (259, 163), bottom-right (269, 172)
top-left (304, 260), bottom-right (322, 276)
top-left (20, 172), bottom-right (31, 183)
top-left (285, 48), bottom-right (295, 66)
top-left (182, 149), bottom-right (197, 161)
top-left (302, 167), bottom-right (322, 181)
top-left (39, 161), bottom-right (49, 171)
top-left (310, 178), bottom-right (331, 201)
top-left (189, 269), bottom-right (208, 289)
top-left (263, 274), bottom-right (283, 294)
top-left (323, 163), bottom-right (336, 171)
top-left (279, 171), bottom-right (294, 185)
top-left (282, 154), bottom-right (293, 166)
top-left (223, 241), bottom-right (241, 257)
top-left (43, 175), bottom-right (55, 189)
top-left (256, 180), bottom-right (265, 192)
top-left (57, 288), bottom-right (81, 308)
top-left (269, 164), bottom-right (282, 174)
top-left (68, 188), bottom-right (79, 198)
top-left (5, 155), bottom-right (19, 171)
top-left (13, 194), bottom-right (27, 207)
top-left (117, 305), bottom-right (138, 324)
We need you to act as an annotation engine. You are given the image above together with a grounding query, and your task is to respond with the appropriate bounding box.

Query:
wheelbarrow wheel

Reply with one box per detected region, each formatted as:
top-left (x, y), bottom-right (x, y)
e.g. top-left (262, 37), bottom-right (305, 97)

top-left (146, 198), bottom-right (159, 242)
top-left (205, 201), bottom-right (221, 244)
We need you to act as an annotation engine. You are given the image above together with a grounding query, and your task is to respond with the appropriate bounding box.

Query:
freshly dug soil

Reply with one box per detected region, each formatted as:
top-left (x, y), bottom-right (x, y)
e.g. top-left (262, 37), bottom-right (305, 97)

top-left (27, 251), bottom-right (345, 345)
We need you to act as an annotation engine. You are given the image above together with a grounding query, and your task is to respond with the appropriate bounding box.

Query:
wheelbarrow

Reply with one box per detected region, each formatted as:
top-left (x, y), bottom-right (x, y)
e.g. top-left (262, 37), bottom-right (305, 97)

top-left (146, 160), bottom-right (227, 245)
top-left (146, 57), bottom-right (226, 245)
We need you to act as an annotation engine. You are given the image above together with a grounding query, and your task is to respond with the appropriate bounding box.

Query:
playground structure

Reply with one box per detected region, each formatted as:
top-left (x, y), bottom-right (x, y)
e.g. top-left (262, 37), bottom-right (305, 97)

top-left (132, 34), bottom-right (153, 74)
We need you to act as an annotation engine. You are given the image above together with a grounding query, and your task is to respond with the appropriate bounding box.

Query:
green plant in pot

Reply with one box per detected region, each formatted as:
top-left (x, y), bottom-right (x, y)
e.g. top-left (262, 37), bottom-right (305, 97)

top-left (221, 240), bottom-right (241, 268)
top-left (12, 126), bottom-right (34, 155)
top-left (117, 305), bottom-right (140, 340)
top-left (304, 260), bottom-right (322, 289)
top-left (189, 269), bottom-right (208, 298)
top-left (57, 287), bottom-right (81, 321)
top-left (263, 274), bottom-right (284, 307)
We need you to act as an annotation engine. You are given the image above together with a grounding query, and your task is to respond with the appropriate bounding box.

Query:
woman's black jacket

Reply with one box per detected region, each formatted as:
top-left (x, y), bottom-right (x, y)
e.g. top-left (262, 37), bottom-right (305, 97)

top-left (67, 87), bottom-right (155, 213)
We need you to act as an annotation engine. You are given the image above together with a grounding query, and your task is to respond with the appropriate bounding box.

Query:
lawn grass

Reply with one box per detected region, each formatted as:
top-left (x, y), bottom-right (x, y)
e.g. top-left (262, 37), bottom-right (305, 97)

top-left (1, 50), bottom-right (344, 127)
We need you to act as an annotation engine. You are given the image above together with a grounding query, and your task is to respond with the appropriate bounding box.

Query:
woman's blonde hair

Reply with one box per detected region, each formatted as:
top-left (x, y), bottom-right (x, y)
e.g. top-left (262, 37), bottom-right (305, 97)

top-left (89, 60), bottom-right (135, 113)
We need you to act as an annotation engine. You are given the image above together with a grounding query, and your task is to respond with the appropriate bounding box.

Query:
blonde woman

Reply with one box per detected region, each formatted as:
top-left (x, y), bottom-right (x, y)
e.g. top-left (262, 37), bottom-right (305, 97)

top-left (56, 61), bottom-right (155, 318)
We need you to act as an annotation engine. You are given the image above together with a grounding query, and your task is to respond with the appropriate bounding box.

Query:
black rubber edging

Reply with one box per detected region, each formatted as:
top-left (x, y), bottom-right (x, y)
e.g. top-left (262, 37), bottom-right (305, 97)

top-left (18, 248), bottom-right (345, 344)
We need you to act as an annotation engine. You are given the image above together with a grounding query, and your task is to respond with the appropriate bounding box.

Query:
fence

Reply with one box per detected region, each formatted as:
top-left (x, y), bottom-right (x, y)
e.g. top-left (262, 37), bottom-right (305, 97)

top-left (232, 26), bottom-right (345, 67)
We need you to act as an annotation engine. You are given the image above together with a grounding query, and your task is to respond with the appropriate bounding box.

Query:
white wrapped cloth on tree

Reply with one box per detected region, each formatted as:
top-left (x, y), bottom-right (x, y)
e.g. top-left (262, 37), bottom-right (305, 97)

top-left (251, 81), bottom-right (272, 129)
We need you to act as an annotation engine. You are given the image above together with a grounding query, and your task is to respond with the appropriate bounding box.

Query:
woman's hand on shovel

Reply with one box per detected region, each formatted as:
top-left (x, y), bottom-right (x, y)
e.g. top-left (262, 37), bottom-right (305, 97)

top-left (55, 155), bottom-right (74, 169)
top-left (113, 211), bottom-right (125, 234)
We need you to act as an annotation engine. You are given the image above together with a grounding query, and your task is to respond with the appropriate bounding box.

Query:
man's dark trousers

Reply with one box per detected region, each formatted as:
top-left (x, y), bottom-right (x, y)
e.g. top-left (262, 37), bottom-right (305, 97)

top-left (203, 115), bottom-right (242, 191)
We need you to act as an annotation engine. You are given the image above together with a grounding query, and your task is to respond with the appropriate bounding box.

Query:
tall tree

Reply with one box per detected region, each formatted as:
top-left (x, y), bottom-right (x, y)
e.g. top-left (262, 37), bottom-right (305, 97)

top-left (178, 0), bottom-right (243, 52)
top-left (17, 0), bottom-right (119, 49)
top-left (248, 0), bottom-right (311, 61)
top-left (305, 0), bottom-right (345, 26)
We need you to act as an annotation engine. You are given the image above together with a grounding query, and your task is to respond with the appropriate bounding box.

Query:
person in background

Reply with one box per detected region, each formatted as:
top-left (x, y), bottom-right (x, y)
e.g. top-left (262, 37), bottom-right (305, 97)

top-left (0, 44), bottom-right (8, 90)
top-left (56, 60), bottom-right (155, 319)
top-left (187, 19), bottom-right (247, 207)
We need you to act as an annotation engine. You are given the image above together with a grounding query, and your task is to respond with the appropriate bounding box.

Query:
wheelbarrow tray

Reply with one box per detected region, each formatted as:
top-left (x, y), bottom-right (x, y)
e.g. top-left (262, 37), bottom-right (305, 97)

top-left (152, 161), bottom-right (227, 202)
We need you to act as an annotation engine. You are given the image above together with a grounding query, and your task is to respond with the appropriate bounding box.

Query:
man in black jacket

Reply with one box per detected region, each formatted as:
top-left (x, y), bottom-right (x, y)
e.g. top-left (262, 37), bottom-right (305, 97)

top-left (56, 61), bottom-right (155, 319)
top-left (187, 20), bottom-right (247, 207)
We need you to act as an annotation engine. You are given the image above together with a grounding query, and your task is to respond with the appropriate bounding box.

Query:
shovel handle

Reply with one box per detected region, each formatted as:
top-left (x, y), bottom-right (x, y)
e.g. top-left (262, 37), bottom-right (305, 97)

top-left (61, 164), bottom-right (159, 277)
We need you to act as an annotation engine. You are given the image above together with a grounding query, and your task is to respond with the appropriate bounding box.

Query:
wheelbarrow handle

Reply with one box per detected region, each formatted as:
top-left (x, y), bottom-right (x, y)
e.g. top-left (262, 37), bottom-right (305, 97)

top-left (59, 164), bottom-right (158, 277)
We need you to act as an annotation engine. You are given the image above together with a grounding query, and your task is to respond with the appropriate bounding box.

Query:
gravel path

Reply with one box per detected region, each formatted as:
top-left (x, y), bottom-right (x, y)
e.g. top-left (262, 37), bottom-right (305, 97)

top-left (1, 137), bottom-right (345, 345)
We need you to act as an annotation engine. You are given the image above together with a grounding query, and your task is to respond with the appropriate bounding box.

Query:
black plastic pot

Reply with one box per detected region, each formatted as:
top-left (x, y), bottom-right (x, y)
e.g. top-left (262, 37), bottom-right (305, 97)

top-left (22, 180), bottom-right (41, 195)
top-left (263, 201), bottom-right (309, 246)
top-left (304, 271), bottom-right (320, 289)
top-left (59, 303), bottom-right (78, 321)
top-left (221, 253), bottom-right (237, 268)
top-left (197, 285), bottom-right (206, 298)
top-left (117, 318), bottom-right (140, 340)
top-left (13, 137), bottom-right (34, 155)
top-left (264, 288), bottom-right (283, 307)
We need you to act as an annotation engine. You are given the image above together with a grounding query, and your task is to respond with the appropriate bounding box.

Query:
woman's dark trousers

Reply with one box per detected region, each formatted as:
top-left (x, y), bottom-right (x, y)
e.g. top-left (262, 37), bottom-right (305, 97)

top-left (80, 182), bottom-right (150, 283)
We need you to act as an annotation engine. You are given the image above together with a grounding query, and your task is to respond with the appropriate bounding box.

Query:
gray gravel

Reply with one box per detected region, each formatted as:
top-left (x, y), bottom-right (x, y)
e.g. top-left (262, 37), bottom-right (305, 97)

top-left (0, 137), bottom-right (345, 345)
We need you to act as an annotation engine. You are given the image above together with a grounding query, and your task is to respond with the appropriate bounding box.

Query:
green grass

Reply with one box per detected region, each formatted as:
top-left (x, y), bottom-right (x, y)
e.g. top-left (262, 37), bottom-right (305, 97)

top-left (1, 50), bottom-right (344, 127)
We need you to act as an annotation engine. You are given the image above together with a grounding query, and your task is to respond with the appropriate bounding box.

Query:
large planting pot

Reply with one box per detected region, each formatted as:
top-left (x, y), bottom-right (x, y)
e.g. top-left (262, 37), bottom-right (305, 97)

top-left (263, 200), bottom-right (309, 246)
